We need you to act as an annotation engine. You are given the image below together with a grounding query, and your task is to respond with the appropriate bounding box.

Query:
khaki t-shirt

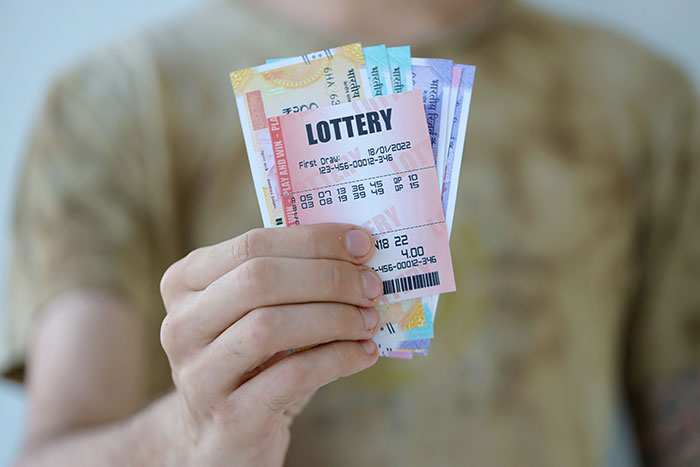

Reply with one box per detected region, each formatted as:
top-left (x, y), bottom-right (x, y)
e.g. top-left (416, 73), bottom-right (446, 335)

top-left (3, 1), bottom-right (699, 465)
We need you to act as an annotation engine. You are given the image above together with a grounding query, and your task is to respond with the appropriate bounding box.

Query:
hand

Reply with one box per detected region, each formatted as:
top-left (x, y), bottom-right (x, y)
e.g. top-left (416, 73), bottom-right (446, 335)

top-left (159, 223), bottom-right (382, 466)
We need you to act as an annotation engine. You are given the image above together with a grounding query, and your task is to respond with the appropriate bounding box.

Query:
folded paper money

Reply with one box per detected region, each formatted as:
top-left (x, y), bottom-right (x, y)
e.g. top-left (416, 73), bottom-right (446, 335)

top-left (231, 44), bottom-right (475, 358)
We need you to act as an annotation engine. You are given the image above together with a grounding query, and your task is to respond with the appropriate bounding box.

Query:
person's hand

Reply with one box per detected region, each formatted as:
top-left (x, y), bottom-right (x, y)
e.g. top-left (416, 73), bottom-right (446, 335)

top-left (159, 223), bottom-right (382, 466)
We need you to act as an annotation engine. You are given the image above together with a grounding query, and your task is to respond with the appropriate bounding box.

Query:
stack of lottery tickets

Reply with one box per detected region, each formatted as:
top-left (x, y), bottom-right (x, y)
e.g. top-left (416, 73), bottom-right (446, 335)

top-left (230, 44), bottom-right (475, 359)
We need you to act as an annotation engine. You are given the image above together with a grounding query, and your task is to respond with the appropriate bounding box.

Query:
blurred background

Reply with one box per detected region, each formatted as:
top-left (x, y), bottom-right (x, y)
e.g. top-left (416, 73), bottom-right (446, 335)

top-left (0, 0), bottom-right (698, 465)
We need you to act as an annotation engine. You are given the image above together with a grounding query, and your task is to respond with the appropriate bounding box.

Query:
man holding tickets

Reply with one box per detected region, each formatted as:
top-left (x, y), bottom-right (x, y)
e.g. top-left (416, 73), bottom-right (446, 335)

top-left (4, 0), bottom-right (699, 466)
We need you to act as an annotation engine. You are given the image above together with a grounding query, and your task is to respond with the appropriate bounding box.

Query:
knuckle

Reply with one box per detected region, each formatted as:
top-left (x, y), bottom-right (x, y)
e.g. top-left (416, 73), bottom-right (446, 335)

top-left (343, 305), bottom-right (370, 335)
top-left (159, 261), bottom-right (182, 302)
top-left (176, 363), bottom-right (209, 405)
top-left (245, 309), bottom-right (277, 348)
top-left (329, 261), bottom-right (345, 292)
top-left (177, 248), bottom-right (206, 292)
top-left (219, 336), bottom-right (245, 364)
top-left (160, 314), bottom-right (185, 356)
top-left (329, 342), bottom-right (359, 378)
top-left (302, 226), bottom-right (324, 258)
top-left (263, 366), bottom-right (306, 413)
top-left (329, 261), bottom-right (354, 294)
top-left (159, 316), bottom-right (173, 352)
top-left (180, 250), bottom-right (200, 278)
top-left (281, 360), bottom-right (309, 389)
top-left (233, 228), bottom-right (266, 263)
top-left (238, 257), bottom-right (272, 289)
top-left (177, 362), bottom-right (201, 387)
top-left (329, 340), bottom-right (348, 364)
top-left (323, 304), bottom-right (353, 336)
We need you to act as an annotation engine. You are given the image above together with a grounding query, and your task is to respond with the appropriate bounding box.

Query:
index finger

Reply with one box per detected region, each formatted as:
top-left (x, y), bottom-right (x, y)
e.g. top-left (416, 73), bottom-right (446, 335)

top-left (173, 223), bottom-right (375, 291)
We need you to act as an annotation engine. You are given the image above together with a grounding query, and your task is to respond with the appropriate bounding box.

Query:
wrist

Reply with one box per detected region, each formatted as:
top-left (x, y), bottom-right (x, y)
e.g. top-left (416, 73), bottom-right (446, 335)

top-left (129, 391), bottom-right (191, 466)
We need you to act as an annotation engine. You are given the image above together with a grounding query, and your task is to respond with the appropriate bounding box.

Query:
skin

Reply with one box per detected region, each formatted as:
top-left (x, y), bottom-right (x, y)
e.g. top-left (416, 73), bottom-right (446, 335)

top-left (18, 223), bottom-right (383, 466)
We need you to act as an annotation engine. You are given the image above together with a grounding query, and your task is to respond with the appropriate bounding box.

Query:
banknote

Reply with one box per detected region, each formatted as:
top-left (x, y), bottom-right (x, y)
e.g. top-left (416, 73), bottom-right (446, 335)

top-left (399, 338), bottom-right (431, 354)
top-left (376, 315), bottom-right (433, 354)
top-left (411, 57), bottom-right (453, 188)
top-left (445, 66), bottom-right (462, 185)
top-left (265, 46), bottom-right (394, 98)
top-left (266, 90), bottom-right (456, 303)
top-left (363, 44), bottom-right (394, 97)
top-left (231, 43), bottom-right (368, 228)
top-left (442, 64), bottom-right (475, 231)
top-left (377, 339), bottom-right (431, 358)
top-left (386, 46), bottom-right (413, 94)
top-left (375, 299), bottom-right (434, 340)
top-left (376, 295), bottom-right (434, 339)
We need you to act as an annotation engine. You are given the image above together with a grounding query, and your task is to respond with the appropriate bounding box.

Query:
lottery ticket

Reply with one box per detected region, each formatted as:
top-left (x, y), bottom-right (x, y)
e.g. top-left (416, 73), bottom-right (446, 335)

top-left (231, 43), bottom-right (369, 228)
top-left (266, 90), bottom-right (456, 303)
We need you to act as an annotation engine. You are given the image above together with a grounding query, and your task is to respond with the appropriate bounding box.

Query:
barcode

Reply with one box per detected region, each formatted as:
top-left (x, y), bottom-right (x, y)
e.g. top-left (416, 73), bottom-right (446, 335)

top-left (382, 271), bottom-right (440, 295)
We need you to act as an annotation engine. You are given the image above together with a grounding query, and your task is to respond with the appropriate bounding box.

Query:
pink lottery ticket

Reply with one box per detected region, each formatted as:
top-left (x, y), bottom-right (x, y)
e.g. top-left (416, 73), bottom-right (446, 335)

top-left (267, 90), bottom-right (455, 303)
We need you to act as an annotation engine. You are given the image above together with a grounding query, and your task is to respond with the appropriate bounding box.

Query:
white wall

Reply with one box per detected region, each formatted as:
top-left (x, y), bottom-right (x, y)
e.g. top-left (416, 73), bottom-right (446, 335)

top-left (527, 0), bottom-right (700, 90)
top-left (1, 0), bottom-right (698, 465)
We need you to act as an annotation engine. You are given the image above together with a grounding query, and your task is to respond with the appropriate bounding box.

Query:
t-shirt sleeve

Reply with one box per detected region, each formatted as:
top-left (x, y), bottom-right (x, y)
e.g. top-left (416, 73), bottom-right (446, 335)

top-left (626, 64), bottom-right (700, 390)
top-left (1, 41), bottom-right (179, 385)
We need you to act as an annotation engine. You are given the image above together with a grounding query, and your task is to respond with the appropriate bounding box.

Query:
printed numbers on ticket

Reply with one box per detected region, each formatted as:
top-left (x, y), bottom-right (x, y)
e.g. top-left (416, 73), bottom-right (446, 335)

top-left (267, 90), bottom-right (456, 303)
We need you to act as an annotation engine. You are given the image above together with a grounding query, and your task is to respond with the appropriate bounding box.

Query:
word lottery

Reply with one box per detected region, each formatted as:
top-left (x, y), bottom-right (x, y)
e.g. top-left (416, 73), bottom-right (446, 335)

top-left (305, 108), bottom-right (393, 145)
top-left (231, 43), bottom-right (475, 359)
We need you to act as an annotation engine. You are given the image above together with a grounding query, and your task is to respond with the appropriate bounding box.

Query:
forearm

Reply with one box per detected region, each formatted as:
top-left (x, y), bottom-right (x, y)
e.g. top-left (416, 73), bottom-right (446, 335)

top-left (631, 369), bottom-right (700, 467)
top-left (16, 392), bottom-right (185, 467)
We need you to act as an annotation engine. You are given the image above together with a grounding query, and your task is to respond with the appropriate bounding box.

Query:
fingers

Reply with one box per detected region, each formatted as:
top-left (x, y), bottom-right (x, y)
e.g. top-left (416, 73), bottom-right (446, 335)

top-left (199, 303), bottom-right (380, 391)
top-left (184, 258), bottom-right (383, 343)
top-left (234, 340), bottom-right (378, 426)
top-left (161, 223), bottom-right (375, 297)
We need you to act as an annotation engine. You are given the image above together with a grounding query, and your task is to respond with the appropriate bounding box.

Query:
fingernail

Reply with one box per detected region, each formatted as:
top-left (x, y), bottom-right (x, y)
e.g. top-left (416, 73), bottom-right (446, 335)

top-left (346, 229), bottom-right (372, 258)
top-left (360, 307), bottom-right (378, 329)
top-left (360, 340), bottom-right (376, 355)
top-left (360, 269), bottom-right (382, 299)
